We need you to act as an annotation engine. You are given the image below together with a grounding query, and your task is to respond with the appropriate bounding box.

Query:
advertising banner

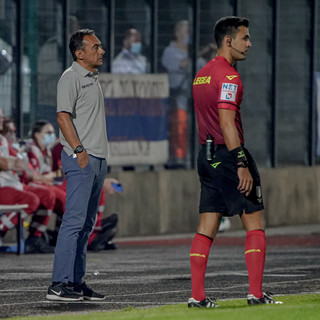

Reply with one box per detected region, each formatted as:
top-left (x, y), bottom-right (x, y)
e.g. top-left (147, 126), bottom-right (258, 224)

top-left (99, 73), bottom-right (169, 166)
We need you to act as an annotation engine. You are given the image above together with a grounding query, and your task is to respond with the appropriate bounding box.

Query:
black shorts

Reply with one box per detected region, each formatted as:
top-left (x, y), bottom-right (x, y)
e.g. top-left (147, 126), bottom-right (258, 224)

top-left (197, 145), bottom-right (264, 216)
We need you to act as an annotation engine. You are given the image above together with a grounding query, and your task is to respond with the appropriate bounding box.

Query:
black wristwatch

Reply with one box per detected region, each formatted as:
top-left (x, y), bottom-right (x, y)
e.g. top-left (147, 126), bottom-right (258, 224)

top-left (74, 145), bottom-right (84, 154)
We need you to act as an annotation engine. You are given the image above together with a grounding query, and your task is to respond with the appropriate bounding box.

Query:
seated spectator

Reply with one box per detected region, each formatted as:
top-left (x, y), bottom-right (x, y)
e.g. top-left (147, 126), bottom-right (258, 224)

top-left (24, 120), bottom-right (66, 215)
top-left (3, 118), bottom-right (66, 251)
top-left (111, 28), bottom-right (149, 74)
top-left (2, 118), bottom-right (38, 183)
top-left (0, 111), bottom-right (54, 253)
top-left (25, 120), bottom-right (57, 178)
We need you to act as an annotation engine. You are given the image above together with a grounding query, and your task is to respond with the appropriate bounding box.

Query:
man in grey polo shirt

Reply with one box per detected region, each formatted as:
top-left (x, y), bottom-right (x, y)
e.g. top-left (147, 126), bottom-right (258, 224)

top-left (46, 29), bottom-right (108, 302)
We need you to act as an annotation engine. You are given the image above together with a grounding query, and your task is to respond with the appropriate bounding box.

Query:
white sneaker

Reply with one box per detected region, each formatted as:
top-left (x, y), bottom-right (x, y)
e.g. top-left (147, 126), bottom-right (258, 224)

top-left (219, 217), bottom-right (231, 232)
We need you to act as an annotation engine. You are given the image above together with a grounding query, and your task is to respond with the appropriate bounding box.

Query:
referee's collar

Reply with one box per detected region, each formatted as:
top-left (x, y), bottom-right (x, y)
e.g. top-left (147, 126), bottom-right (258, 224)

top-left (215, 56), bottom-right (230, 64)
top-left (72, 61), bottom-right (99, 78)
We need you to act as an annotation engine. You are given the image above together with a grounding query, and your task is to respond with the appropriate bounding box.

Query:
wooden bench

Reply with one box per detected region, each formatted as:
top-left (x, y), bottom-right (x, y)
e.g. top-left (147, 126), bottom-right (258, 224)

top-left (0, 204), bottom-right (28, 255)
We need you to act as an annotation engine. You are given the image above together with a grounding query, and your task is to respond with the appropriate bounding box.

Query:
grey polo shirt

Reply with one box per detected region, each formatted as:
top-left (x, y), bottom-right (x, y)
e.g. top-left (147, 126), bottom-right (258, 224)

top-left (57, 61), bottom-right (109, 158)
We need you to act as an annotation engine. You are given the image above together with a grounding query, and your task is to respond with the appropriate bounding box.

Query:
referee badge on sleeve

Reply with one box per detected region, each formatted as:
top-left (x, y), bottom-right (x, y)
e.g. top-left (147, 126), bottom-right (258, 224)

top-left (220, 83), bottom-right (238, 102)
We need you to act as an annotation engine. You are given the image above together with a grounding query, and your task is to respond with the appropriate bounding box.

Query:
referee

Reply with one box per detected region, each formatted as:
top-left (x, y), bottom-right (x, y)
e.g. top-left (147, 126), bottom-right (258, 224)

top-left (188, 16), bottom-right (282, 307)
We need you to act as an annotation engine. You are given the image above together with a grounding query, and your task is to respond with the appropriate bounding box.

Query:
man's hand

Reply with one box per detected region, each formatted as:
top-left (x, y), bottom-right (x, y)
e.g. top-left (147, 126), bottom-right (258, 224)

top-left (77, 150), bottom-right (89, 169)
top-left (179, 57), bottom-right (189, 68)
top-left (8, 157), bottom-right (26, 173)
top-left (237, 167), bottom-right (253, 196)
top-left (103, 178), bottom-right (120, 195)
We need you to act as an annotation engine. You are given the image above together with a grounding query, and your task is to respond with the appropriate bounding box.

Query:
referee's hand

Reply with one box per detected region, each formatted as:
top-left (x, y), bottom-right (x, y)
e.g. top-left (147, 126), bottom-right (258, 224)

top-left (237, 167), bottom-right (253, 196)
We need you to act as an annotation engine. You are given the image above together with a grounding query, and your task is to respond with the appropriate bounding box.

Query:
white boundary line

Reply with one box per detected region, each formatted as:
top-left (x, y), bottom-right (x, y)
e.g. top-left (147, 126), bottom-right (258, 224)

top-left (0, 277), bottom-right (320, 297)
top-left (1, 292), bottom-right (320, 308)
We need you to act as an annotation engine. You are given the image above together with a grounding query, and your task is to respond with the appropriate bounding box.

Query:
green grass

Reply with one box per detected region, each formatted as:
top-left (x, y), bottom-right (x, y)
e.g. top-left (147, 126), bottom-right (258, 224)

top-left (8, 294), bottom-right (320, 320)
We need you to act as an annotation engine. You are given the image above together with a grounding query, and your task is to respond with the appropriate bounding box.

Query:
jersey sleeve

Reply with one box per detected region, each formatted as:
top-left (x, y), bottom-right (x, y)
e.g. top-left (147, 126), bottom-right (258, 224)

top-left (217, 76), bottom-right (241, 111)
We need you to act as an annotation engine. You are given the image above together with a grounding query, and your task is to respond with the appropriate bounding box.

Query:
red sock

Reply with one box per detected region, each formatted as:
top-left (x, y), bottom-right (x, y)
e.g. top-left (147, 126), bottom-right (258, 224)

top-left (245, 230), bottom-right (266, 298)
top-left (190, 233), bottom-right (213, 301)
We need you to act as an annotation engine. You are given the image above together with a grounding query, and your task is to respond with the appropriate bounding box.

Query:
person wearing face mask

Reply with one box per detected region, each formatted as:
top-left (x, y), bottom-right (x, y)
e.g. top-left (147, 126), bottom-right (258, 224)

top-left (0, 114), bottom-right (55, 253)
top-left (111, 28), bottom-right (149, 74)
top-left (24, 120), bottom-right (67, 244)
top-left (161, 20), bottom-right (191, 167)
top-left (25, 120), bottom-right (57, 179)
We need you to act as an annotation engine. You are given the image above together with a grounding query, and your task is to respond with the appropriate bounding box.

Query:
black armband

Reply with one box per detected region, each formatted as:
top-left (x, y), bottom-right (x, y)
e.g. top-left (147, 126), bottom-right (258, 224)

top-left (230, 146), bottom-right (248, 168)
top-left (236, 161), bottom-right (248, 168)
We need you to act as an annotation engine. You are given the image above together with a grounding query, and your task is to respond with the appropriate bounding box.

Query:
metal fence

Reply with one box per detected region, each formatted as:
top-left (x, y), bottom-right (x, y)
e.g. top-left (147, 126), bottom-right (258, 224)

top-left (0, 0), bottom-right (319, 168)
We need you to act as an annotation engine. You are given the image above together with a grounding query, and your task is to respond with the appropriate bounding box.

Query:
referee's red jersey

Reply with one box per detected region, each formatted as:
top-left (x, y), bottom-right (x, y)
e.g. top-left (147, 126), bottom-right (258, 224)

top-left (193, 56), bottom-right (244, 145)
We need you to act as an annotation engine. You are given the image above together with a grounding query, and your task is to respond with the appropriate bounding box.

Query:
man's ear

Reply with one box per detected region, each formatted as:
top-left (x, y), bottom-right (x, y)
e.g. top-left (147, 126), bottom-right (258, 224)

top-left (226, 36), bottom-right (232, 47)
top-left (75, 49), bottom-right (84, 60)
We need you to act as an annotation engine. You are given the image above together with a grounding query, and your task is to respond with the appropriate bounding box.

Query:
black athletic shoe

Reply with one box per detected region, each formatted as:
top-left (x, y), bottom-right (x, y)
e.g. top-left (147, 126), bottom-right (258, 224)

top-left (104, 241), bottom-right (117, 250)
top-left (247, 292), bottom-right (283, 305)
top-left (188, 297), bottom-right (218, 308)
top-left (73, 282), bottom-right (106, 301)
top-left (46, 283), bottom-right (83, 301)
top-left (25, 235), bottom-right (55, 254)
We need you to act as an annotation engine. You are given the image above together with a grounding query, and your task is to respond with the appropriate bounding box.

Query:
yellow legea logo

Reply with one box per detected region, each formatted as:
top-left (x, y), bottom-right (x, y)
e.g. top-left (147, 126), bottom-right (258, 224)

top-left (193, 76), bottom-right (211, 85)
top-left (226, 75), bottom-right (238, 80)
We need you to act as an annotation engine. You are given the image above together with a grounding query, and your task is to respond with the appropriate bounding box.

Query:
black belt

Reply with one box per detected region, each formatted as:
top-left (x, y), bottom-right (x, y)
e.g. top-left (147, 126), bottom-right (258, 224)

top-left (201, 144), bottom-right (244, 149)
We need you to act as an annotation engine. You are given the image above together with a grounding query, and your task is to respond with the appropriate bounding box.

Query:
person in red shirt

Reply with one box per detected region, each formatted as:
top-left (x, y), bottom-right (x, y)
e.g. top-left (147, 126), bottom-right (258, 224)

top-left (188, 16), bottom-right (282, 308)
top-left (0, 114), bottom-right (54, 253)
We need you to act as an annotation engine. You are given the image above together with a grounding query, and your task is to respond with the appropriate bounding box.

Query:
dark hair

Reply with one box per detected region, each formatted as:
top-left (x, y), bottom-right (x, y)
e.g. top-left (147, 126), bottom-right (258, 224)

top-left (69, 29), bottom-right (95, 61)
top-left (0, 117), bottom-right (14, 135)
top-left (31, 120), bottom-right (50, 140)
top-left (214, 16), bottom-right (249, 48)
top-left (124, 28), bottom-right (138, 40)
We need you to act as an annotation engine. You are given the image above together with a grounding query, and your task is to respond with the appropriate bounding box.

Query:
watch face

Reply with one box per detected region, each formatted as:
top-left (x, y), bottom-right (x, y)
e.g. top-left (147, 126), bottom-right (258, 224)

top-left (75, 145), bottom-right (84, 153)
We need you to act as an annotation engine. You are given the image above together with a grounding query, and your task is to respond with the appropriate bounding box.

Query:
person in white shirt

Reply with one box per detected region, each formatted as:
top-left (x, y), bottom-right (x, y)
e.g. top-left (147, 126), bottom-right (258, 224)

top-left (111, 28), bottom-right (149, 74)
